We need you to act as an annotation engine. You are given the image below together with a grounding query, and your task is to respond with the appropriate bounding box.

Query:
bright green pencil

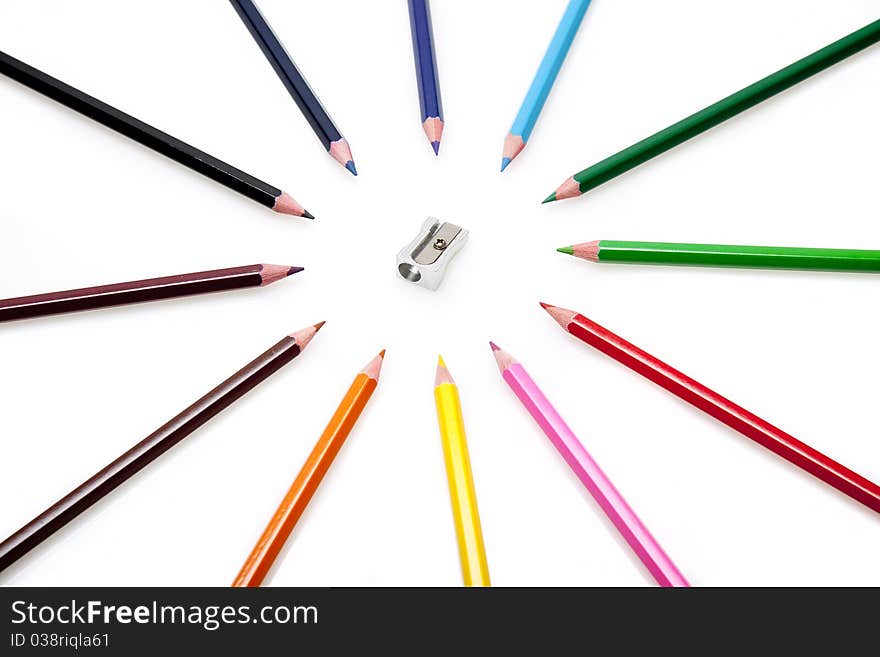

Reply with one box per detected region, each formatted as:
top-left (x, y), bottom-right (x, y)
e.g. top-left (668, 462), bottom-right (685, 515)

top-left (559, 240), bottom-right (880, 272)
top-left (544, 19), bottom-right (880, 203)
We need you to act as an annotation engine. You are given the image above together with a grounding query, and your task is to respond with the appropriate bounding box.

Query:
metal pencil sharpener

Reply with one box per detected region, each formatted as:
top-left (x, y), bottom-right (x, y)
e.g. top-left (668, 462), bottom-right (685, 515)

top-left (396, 217), bottom-right (468, 291)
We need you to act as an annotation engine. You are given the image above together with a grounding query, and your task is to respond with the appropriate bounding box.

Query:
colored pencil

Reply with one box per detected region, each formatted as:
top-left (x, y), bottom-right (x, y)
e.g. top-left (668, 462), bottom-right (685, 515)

top-left (501, 0), bottom-right (591, 172)
top-left (0, 264), bottom-right (303, 323)
top-left (0, 322), bottom-right (324, 573)
top-left (230, 0), bottom-right (358, 175)
top-left (490, 342), bottom-right (688, 587)
top-left (540, 302), bottom-right (880, 514)
top-left (434, 356), bottom-right (491, 587)
top-left (558, 241), bottom-right (880, 273)
top-left (233, 350), bottom-right (385, 587)
top-left (0, 50), bottom-right (312, 218)
top-left (408, 0), bottom-right (444, 155)
top-left (543, 19), bottom-right (880, 202)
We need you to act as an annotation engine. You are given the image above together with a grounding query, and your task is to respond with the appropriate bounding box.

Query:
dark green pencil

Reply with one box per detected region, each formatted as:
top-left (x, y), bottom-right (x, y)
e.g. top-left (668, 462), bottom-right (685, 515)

top-left (559, 240), bottom-right (880, 272)
top-left (544, 19), bottom-right (880, 203)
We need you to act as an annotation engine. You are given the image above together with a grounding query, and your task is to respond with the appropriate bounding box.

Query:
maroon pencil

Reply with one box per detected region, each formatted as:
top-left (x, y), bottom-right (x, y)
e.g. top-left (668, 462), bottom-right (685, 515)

top-left (0, 264), bottom-right (302, 323)
top-left (0, 321), bottom-right (324, 573)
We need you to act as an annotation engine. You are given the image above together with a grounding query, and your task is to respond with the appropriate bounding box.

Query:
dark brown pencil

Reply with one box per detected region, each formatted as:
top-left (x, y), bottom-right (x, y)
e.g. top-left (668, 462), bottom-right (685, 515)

top-left (0, 264), bottom-right (302, 323)
top-left (0, 321), bottom-right (324, 573)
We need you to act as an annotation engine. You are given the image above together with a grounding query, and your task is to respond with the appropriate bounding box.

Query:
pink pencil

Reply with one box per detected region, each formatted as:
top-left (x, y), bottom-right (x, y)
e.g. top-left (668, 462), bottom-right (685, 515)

top-left (490, 342), bottom-right (689, 587)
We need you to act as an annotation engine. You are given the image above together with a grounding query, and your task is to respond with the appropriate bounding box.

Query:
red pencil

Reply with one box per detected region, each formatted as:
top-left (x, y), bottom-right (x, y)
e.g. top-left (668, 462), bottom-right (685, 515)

top-left (540, 302), bottom-right (880, 514)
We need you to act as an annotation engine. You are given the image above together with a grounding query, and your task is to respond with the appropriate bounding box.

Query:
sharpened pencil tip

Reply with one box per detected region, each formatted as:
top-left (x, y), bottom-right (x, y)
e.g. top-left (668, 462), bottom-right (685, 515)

top-left (543, 193), bottom-right (557, 204)
top-left (287, 266), bottom-right (304, 276)
top-left (314, 321), bottom-right (326, 331)
top-left (557, 246), bottom-right (574, 255)
top-left (500, 157), bottom-right (511, 172)
top-left (379, 349), bottom-right (386, 358)
top-left (302, 209), bottom-right (315, 220)
top-left (489, 341), bottom-right (500, 352)
top-left (431, 141), bottom-right (440, 156)
top-left (435, 355), bottom-right (454, 386)
top-left (539, 302), bottom-right (551, 310)
top-left (345, 160), bottom-right (358, 176)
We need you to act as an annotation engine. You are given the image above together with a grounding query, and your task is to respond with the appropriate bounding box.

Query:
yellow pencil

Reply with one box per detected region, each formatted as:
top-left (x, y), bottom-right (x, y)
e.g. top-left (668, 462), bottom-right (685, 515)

top-left (434, 356), bottom-right (491, 587)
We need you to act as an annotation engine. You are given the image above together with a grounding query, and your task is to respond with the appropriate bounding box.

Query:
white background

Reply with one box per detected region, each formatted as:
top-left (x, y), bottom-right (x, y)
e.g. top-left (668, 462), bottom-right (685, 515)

top-left (1, 0), bottom-right (878, 587)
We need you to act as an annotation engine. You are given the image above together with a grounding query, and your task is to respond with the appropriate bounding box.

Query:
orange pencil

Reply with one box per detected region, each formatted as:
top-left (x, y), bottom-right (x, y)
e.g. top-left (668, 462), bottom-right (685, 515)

top-left (233, 349), bottom-right (385, 587)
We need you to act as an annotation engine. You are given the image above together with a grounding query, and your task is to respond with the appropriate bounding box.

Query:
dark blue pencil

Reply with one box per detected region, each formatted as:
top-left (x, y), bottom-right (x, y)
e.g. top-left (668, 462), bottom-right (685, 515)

top-left (407, 0), bottom-right (444, 155)
top-left (230, 0), bottom-right (357, 175)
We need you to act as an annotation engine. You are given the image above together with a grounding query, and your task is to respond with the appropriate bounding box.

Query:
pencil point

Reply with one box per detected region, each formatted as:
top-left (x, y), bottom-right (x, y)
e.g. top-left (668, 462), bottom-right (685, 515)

top-left (490, 342), bottom-right (516, 373)
top-left (557, 246), bottom-right (574, 255)
top-left (329, 137), bottom-right (356, 174)
top-left (552, 177), bottom-right (583, 202)
top-left (260, 264), bottom-right (303, 286)
top-left (362, 349), bottom-right (385, 380)
top-left (302, 209), bottom-right (315, 220)
top-left (435, 355), bottom-right (454, 387)
top-left (500, 157), bottom-right (511, 172)
top-left (539, 302), bottom-right (577, 329)
top-left (273, 192), bottom-right (309, 217)
top-left (542, 193), bottom-right (557, 204)
top-left (290, 321), bottom-right (324, 350)
top-left (423, 118), bottom-right (444, 154)
top-left (501, 134), bottom-right (525, 172)
top-left (569, 241), bottom-right (600, 262)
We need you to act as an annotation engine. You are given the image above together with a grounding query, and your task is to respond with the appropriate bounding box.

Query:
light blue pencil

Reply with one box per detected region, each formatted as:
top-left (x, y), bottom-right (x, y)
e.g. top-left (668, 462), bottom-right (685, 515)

top-left (500, 0), bottom-right (591, 172)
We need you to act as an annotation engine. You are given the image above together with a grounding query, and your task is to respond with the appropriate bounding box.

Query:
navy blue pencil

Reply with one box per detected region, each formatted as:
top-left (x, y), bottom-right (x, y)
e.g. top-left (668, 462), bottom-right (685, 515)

top-left (230, 0), bottom-right (357, 175)
top-left (408, 0), bottom-right (444, 155)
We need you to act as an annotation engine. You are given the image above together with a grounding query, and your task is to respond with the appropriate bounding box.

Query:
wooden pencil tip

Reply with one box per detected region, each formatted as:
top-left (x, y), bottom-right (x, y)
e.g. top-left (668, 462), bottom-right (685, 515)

top-left (273, 192), bottom-right (308, 217)
top-left (423, 117), bottom-right (444, 152)
top-left (540, 303), bottom-right (577, 329)
top-left (302, 209), bottom-right (315, 220)
top-left (290, 322), bottom-right (323, 350)
top-left (557, 246), bottom-right (574, 255)
top-left (491, 343), bottom-right (516, 373)
top-left (542, 193), bottom-right (557, 204)
top-left (362, 350), bottom-right (385, 380)
top-left (260, 264), bottom-right (302, 286)
top-left (435, 355), bottom-right (454, 387)
top-left (345, 160), bottom-right (358, 176)
top-left (501, 134), bottom-right (525, 172)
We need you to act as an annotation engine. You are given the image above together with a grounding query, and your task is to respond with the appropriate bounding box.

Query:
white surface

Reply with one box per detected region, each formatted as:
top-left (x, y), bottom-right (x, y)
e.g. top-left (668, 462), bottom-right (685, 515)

top-left (0, 0), bottom-right (878, 587)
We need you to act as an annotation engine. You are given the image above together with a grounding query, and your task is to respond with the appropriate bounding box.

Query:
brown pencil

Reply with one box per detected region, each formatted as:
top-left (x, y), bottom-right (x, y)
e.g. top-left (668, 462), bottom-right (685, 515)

top-left (0, 321), bottom-right (324, 573)
top-left (0, 264), bottom-right (303, 323)
top-left (233, 349), bottom-right (385, 586)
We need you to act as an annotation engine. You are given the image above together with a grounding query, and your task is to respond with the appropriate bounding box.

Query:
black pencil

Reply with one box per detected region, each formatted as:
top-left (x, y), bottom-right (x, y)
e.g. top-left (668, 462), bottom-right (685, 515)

top-left (230, 0), bottom-right (358, 176)
top-left (0, 322), bottom-right (324, 573)
top-left (0, 50), bottom-right (313, 218)
top-left (0, 263), bottom-right (302, 323)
